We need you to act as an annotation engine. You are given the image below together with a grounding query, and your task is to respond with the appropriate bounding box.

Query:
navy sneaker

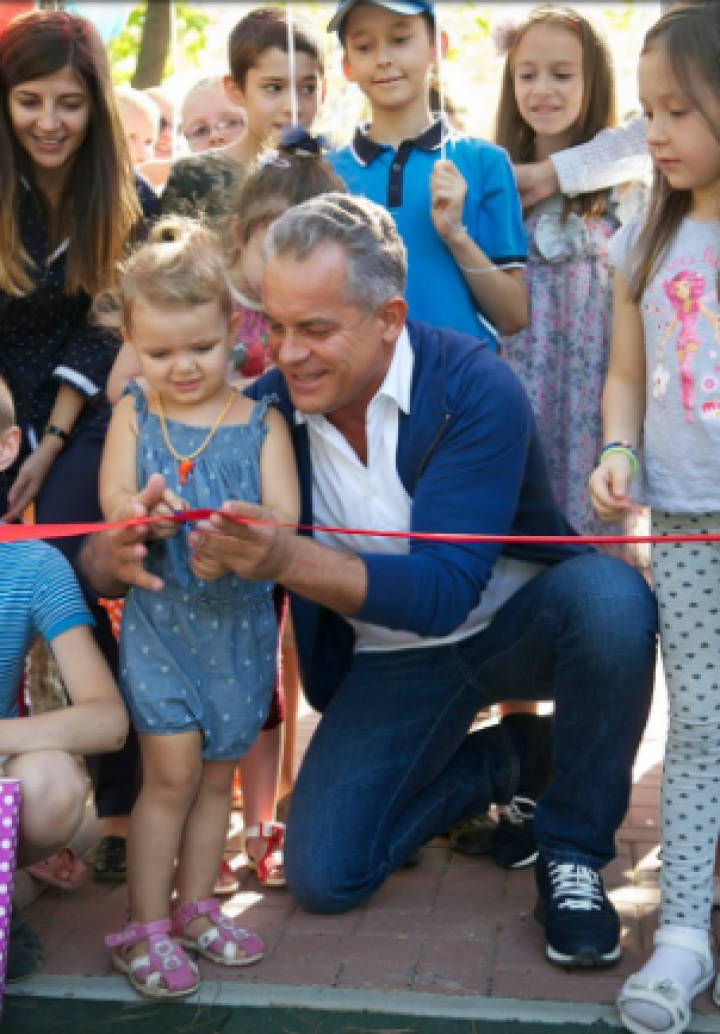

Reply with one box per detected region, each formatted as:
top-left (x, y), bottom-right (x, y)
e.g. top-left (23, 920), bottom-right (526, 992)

top-left (535, 857), bottom-right (621, 967)
top-left (448, 811), bottom-right (498, 856)
top-left (492, 796), bottom-right (538, 869)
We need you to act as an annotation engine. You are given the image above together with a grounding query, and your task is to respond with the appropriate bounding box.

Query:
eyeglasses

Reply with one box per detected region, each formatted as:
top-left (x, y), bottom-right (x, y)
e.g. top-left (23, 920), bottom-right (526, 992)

top-left (183, 117), bottom-right (244, 145)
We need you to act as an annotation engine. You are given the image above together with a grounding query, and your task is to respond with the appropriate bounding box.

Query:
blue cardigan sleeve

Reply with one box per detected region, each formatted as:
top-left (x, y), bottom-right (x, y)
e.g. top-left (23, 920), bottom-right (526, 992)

top-left (354, 356), bottom-right (534, 638)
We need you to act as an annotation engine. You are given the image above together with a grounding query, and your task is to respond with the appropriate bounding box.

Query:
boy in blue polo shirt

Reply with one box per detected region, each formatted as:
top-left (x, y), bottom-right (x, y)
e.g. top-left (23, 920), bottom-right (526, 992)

top-left (328, 0), bottom-right (527, 346)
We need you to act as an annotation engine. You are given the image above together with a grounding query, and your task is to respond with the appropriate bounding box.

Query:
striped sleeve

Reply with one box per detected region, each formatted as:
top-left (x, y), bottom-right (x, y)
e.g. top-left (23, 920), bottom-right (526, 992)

top-left (30, 545), bottom-right (94, 643)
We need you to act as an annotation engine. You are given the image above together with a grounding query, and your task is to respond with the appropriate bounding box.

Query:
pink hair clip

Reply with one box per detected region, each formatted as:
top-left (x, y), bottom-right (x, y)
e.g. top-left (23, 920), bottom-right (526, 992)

top-left (490, 17), bottom-right (519, 57)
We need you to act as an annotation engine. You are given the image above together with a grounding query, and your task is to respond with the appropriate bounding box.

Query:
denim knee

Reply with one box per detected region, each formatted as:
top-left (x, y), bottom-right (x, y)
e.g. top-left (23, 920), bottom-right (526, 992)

top-left (284, 831), bottom-right (361, 915)
top-left (554, 554), bottom-right (657, 645)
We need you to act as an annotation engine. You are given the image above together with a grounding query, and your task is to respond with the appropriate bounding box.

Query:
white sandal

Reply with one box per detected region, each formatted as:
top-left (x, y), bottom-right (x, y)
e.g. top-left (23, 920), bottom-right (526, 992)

top-left (617, 929), bottom-right (715, 1034)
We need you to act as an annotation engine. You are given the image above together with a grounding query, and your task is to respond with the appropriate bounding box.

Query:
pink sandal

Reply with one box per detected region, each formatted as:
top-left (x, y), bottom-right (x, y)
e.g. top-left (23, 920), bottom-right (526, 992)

top-left (27, 847), bottom-right (87, 891)
top-left (243, 822), bottom-right (285, 887)
top-left (106, 918), bottom-right (200, 999)
top-left (171, 897), bottom-right (264, 967)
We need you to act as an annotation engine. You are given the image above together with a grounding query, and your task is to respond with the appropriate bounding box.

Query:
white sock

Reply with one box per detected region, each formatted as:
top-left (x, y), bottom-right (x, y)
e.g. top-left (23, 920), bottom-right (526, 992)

top-left (622, 925), bottom-right (709, 1032)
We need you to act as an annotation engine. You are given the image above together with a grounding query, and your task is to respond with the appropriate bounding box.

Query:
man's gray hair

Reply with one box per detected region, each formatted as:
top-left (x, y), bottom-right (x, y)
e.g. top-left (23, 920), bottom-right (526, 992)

top-left (264, 193), bottom-right (407, 311)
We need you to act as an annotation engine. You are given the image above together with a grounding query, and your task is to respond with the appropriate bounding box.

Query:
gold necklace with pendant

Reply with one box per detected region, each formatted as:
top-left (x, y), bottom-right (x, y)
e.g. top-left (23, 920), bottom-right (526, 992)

top-left (155, 389), bottom-right (238, 486)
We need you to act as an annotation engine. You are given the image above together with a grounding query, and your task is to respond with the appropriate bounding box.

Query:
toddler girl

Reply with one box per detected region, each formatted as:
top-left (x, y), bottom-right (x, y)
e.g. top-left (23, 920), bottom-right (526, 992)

top-left (99, 217), bottom-right (299, 999)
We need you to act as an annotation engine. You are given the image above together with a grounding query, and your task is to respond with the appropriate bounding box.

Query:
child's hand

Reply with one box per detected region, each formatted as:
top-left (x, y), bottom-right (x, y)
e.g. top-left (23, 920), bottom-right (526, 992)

top-left (189, 537), bottom-right (229, 582)
top-left (147, 488), bottom-right (186, 540)
top-left (431, 160), bottom-right (468, 244)
top-left (589, 454), bottom-right (635, 523)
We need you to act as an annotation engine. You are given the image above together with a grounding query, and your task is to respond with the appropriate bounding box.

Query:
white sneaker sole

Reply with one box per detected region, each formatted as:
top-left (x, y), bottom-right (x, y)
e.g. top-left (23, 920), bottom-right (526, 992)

top-left (546, 942), bottom-right (622, 968)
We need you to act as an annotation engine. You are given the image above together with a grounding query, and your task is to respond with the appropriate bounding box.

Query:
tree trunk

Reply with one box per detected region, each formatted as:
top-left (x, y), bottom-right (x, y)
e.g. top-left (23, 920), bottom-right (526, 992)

top-left (131, 0), bottom-right (172, 89)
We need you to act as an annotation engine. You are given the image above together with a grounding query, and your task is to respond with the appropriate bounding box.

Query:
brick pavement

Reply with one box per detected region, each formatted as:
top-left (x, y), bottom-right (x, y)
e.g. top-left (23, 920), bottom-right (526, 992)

top-left (14, 673), bottom-right (720, 1018)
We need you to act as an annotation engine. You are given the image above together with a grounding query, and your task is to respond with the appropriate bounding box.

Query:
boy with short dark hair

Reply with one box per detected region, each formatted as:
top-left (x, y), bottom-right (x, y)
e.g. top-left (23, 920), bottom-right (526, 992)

top-left (0, 374), bottom-right (128, 982)
top-left (328, 0), bottom-right (528, 345)
top-left (162, 7), bottom-right (326, 221)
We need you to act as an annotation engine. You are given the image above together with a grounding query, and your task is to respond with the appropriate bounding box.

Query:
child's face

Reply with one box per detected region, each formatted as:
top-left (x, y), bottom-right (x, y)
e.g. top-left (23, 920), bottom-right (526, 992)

top-left (513, 24), bottom-right (584, 149)
top-left (128, 297), bottom-right (235, 409)
top-left (235, 222), bottom-right (271, 303)
top-left (0, 424), bottom-right (20, 474)
top-left (119, 104), bottom-right (157, 167)
top-left (144, 88), bottom-right (175, 160)
top-left (226, 47), bottom-right (323, 147)
top-left (181, 84), bottom-right (245, 154)
top-left (640, 47), bottom-right (720, 202)
top-left (341, 6), bottom-right (435, 114)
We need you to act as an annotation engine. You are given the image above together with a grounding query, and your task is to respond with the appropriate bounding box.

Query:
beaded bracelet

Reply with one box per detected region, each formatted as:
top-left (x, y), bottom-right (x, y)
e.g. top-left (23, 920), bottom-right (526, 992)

top-left (599, 441), bottom-right (639, 476)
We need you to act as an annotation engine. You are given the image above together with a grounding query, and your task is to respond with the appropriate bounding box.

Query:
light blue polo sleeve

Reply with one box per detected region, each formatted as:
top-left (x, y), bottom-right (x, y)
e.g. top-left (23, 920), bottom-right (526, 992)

top-left (457, 140), bottom-right (527, 268)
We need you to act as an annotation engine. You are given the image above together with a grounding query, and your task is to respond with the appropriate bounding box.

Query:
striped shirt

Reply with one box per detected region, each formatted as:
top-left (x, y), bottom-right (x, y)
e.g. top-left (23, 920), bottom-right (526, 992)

top-left (0, 538), bottom-right (93, 718)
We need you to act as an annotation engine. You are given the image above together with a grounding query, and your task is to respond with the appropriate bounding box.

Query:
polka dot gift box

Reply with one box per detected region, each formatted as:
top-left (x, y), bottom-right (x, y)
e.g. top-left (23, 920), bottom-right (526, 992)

top-left (0, 780), bottom-right (20, 1016)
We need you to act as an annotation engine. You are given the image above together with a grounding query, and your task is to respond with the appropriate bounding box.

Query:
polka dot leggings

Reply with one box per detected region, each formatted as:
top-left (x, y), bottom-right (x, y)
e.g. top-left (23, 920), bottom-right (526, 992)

top-left (652, 511), bottom-right (720, 930)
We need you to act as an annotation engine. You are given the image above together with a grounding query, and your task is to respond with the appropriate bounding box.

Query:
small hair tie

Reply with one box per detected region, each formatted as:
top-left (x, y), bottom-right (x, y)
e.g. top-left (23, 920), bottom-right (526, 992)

top-left (490, 17), bottom-right (519, 57)
top-left (279, 125), bottom-right (330, 158)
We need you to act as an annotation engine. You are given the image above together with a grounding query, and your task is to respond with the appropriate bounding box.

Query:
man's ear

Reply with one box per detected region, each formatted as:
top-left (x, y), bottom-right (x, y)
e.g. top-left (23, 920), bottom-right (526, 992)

top-left (377, 296), bottom-right (408, 342)
top-left (0, 426), bottom-right (21, 474)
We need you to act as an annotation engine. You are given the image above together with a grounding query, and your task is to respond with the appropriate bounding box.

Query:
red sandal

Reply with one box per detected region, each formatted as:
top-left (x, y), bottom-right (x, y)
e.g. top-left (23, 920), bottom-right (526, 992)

top-left (171, 897), bottom-right (264, 966)
top-left (243, 821), bottom-right (285, 887)
top-left (106, 917), bottom-right (199, 1000)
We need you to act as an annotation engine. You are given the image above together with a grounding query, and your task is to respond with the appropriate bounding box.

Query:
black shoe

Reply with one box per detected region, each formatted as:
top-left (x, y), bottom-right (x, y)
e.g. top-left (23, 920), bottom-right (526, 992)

top-left (447, 811), bottom-right (498, 856)
top-left (534, 857), bottom-right (621, 968)
top-left (492, 796), bottom-right (538, 869)
top-left (93, 835), bottom-right (127, 882)
top-left (7, 906), bottom-right (44, 983)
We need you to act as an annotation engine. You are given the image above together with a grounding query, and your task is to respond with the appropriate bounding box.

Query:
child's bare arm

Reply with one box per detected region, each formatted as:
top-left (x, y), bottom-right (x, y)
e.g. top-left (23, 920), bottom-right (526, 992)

top-left (589, 269), bottom-right (646, 522)
top-left (99, 393), bottom-right (139, 521)
top-left (430, 160), bottom-right (528, 337)
top-left (259, 408), bottom-right (300, 527)
top-left (106, 340), bottom-right (142, 406)
top-left (0, 625), bottom-right (128, 756)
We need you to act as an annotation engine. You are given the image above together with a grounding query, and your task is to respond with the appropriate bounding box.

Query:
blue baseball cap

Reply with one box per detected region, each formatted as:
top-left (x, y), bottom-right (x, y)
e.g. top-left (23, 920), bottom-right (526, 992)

top-left (328, 1), bottom-right (435, 35)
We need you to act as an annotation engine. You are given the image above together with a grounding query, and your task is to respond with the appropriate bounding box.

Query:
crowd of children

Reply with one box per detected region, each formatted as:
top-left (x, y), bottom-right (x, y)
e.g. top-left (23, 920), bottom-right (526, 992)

top-left (0, 1), bottom-right (719, 1031)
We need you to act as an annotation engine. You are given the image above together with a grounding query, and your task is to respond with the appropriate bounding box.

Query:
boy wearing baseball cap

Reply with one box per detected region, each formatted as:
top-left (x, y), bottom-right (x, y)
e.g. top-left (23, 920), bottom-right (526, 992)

top-left (328, 1), bottom-right (527, 345)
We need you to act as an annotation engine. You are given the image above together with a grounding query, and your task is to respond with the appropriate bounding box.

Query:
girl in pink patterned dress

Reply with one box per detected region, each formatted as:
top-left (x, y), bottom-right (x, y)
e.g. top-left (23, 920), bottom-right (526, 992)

top-left (494, 6), bottom-right (645, 564)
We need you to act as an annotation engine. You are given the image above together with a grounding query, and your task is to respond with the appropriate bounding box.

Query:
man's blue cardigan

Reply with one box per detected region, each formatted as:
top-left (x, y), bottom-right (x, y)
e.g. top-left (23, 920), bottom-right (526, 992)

top-left (248, 320), bottom-right (590, 711)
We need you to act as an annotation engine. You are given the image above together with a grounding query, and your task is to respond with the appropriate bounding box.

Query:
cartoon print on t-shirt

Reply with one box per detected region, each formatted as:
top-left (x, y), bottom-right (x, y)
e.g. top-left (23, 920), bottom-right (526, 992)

top-left (655, 270), bottom-right (720, 420)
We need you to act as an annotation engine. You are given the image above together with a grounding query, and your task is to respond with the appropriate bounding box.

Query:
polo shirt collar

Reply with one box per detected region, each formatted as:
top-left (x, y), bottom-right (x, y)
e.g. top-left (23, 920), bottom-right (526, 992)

top-left (350, 115), bottom-right (451, 167)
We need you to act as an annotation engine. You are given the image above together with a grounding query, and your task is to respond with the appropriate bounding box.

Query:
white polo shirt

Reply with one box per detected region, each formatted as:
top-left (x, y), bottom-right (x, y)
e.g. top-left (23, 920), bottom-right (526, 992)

top-left (296, 329), bottom-right (544, 651)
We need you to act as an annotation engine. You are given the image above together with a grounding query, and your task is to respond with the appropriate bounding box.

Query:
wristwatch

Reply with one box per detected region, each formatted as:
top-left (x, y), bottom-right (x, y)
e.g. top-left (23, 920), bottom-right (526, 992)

top-left (43, 424), bottom-right (71, 447)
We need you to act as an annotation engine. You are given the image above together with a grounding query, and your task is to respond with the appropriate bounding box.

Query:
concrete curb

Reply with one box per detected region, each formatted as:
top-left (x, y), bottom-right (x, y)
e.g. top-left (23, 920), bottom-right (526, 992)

top-left (6, 976), bottom-right (720, 1032)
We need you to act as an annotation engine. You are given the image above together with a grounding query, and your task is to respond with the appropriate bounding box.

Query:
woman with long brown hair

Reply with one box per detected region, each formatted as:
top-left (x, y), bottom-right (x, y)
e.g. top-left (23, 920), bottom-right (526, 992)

top-left (0, 9), bottom-right (159, 974)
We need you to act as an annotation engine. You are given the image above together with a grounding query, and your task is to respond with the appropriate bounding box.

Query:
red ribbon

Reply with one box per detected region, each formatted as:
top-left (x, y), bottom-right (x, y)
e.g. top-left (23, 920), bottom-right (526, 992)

top-left (0, 510), bottom-right (718, 545)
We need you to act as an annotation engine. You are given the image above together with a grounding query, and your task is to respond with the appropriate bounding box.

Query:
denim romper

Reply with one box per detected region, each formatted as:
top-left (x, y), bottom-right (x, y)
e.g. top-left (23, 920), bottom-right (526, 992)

top-left (119, 381), bottom-right (277, 760)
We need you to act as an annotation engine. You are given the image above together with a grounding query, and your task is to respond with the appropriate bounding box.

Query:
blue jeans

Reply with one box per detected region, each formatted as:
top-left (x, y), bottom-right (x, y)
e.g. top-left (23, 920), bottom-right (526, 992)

top-left (285, 554), bottom-right (657, 914)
